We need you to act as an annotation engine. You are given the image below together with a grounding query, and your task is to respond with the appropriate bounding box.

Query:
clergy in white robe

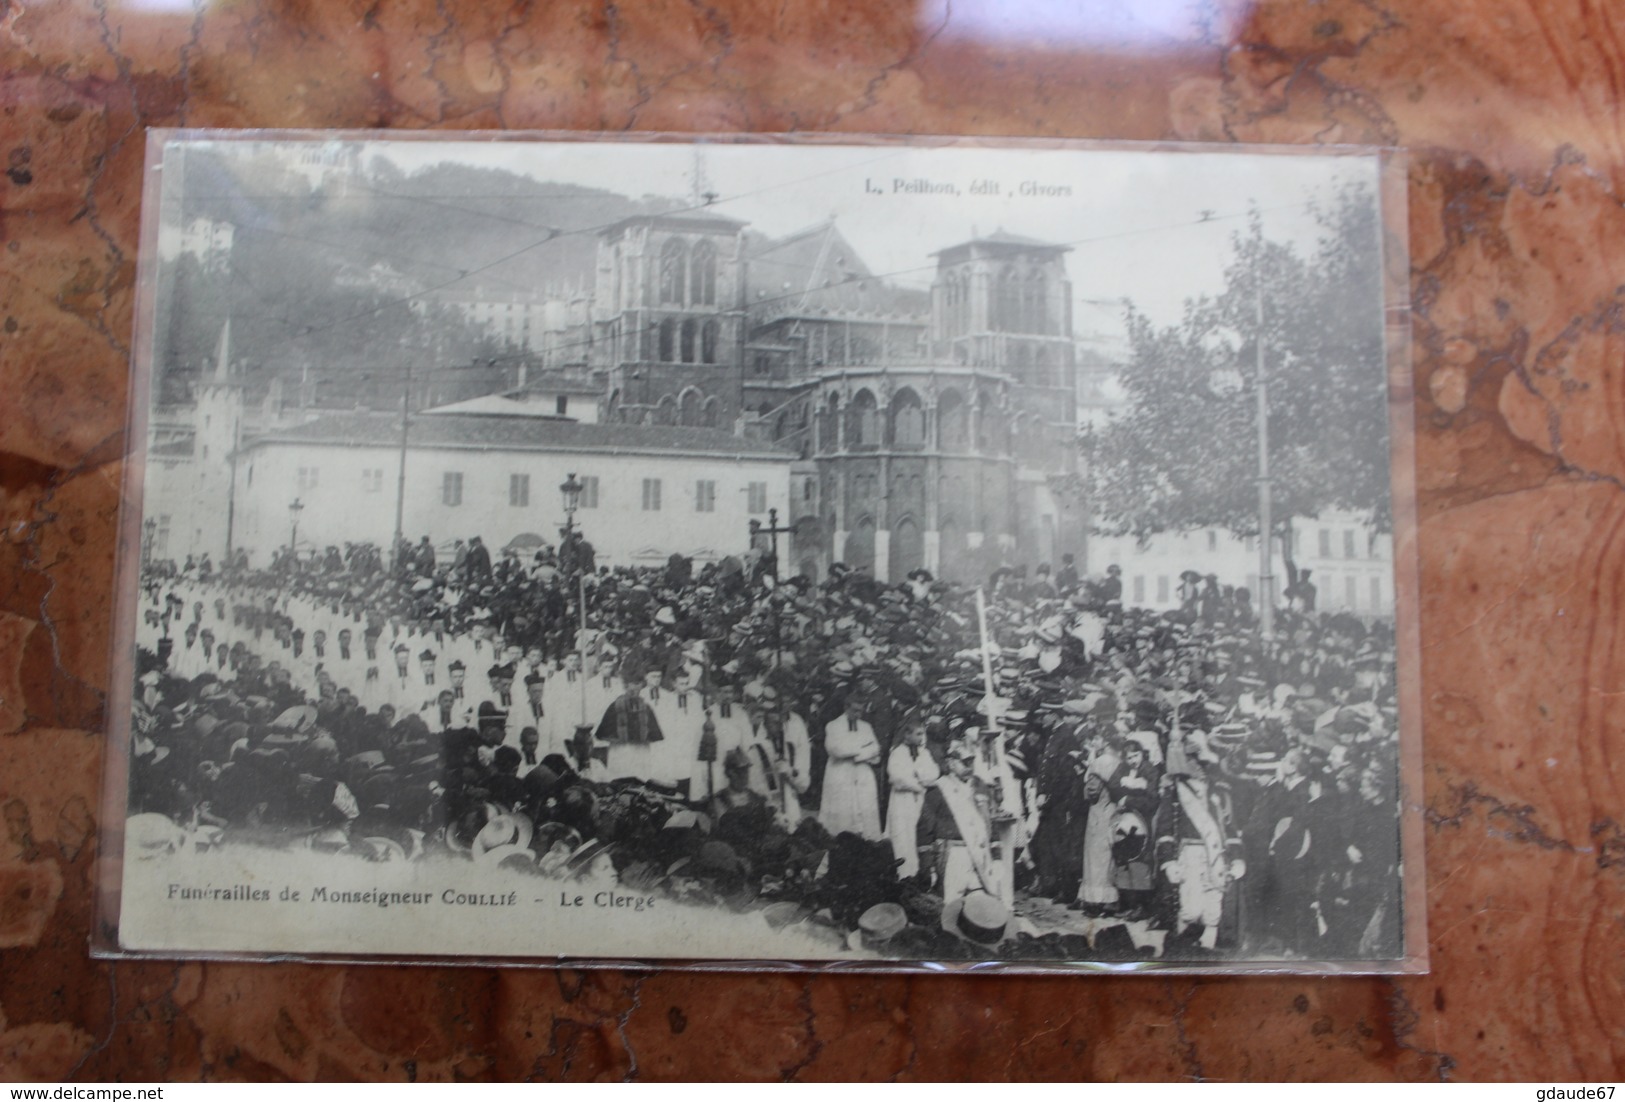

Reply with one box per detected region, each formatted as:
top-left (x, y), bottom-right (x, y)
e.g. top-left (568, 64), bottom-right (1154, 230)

top-left (744, 692), bottom-right (813, 826)
top-left (886, 724), bottom-right (941, 878)
top-left (820, 697), bottom-right (882, 840)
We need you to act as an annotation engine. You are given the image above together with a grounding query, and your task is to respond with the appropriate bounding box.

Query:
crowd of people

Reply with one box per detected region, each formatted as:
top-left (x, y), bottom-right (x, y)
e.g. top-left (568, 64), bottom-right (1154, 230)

top-left (129, 534), bottom-right (1402, 961)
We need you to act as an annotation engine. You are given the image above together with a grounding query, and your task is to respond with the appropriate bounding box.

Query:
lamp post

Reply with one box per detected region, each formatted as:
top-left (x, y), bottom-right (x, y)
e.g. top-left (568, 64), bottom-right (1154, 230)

top-left (142, 517), bottom-right (157, 567)
top-left (558, 470), bottom-right (593, 764)
top-left (288, 497), bottom-right (305, 563)
top-left (559, 472), bottom-right (582, 540)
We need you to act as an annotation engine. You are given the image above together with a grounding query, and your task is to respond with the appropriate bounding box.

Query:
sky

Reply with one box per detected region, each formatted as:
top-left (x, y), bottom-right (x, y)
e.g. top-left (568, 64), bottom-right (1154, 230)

top-left (170, 136), bottom-right (1383, 349)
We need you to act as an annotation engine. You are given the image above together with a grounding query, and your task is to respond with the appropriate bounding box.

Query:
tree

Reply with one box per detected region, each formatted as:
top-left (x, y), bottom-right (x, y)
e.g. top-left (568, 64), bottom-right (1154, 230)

top-left (1081, 185), bottom-right (1390, 585)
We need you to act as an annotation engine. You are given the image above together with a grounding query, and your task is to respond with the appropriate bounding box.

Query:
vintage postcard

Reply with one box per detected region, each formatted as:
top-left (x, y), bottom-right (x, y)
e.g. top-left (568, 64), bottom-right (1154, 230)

top-left (98, 132), bottom-right (1420, 971)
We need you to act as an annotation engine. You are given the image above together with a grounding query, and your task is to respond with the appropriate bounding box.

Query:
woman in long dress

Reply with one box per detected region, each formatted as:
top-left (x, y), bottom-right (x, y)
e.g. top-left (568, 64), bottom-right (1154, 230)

top-left (1074, 731), bottom-right (1122, 914)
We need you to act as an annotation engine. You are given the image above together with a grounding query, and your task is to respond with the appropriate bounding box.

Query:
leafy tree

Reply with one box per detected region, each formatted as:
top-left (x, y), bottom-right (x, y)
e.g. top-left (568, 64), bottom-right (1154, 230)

top-left (1081, 185), bottom-right (1390, 584)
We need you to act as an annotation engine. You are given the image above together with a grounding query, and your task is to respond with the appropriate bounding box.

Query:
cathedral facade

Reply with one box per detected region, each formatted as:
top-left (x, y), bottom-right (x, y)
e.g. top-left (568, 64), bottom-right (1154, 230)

top-left (591, 216), bottom-right (1089, 584)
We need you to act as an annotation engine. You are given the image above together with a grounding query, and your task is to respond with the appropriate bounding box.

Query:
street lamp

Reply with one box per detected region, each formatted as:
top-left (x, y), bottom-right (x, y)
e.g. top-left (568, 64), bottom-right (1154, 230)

top-left (142, 517), bottom-right (157, 566)
top-left (288, 497), bottom-right (305, 561)
top-left (559, 472), bottom-right (582, 540)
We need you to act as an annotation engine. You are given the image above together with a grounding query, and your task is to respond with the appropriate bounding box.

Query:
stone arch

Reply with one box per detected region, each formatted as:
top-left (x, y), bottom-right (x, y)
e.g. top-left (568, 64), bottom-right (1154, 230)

top-left (678, 387), bottom-right (703, 426)
top-left (889, 386), bottom-right (925, 449)
top-left (702, 395), bottom-right (722, 429)
top-left (889, 514), bottom-right (924, 580)
top-left (654, 394), bottom-right (678, 426)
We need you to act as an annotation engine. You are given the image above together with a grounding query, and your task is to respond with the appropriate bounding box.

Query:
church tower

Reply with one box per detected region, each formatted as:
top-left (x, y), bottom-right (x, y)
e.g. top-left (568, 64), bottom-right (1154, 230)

top-left (925, 230), bottom-right (1083, 570)
top-left (592, 211), bottom-right (748, 430)
top-left (929, 229), bottom-right (1075, 385)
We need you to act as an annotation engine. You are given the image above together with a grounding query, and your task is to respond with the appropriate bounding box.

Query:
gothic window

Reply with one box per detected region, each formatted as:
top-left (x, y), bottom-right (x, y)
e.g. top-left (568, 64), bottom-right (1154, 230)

top-left (659, 238), bottom-right (688, 305)
top-left (978, 389), bottom-right (1008, 453)
top-left (692, 240), bottom-right (717, 305)
top-left (1024, 270), bottom-right (1048, 334)
top-left (820, 393), bottom-right (840, 453)
top-left (995, 265), bottom-right (1020, 332)
top-left (680, 319), bottom-right (698, 363)
top-left (938, 389), bottom-right (968, 452)
top-left (847, 389), bottom-right (878, 449)
top-left (658, 318), bottom-right (677, 362)
top-left (701, 319), bottom-right (720, 364)
top-left (890, 387), bottom-right (925, 449)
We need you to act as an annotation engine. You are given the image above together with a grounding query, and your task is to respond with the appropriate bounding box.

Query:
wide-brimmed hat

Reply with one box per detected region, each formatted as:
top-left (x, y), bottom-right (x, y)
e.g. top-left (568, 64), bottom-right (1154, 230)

top-left (761, 901), bottom-right (809, 930)
top-left (269, 704), bottom-right (317, 733)
top-left (941, 890), bottom-right (1010, 945)
top-left (473, 806), bottom-right (535, 862)
top-left (565, 837), bottom-right (616, 875)
top-left (847, 902), bottom-right (908, 951)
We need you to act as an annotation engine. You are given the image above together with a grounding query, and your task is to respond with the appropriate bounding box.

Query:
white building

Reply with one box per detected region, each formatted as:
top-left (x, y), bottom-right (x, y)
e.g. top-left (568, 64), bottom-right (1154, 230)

top-left (1087, 508), bottom-right (1395, 617)
top-left (229, 410), bottom-right (794, 569)
top-left (428, 284), bottom-right (592, 364)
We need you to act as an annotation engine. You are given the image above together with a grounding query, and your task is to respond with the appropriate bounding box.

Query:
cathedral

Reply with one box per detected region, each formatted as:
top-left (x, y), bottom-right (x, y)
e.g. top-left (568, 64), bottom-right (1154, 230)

top-left (587, 211), bottom-right (1090, 584)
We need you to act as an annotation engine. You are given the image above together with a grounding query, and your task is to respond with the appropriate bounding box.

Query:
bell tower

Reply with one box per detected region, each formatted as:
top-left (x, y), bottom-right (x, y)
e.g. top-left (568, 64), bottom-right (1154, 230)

top-left (593, 211), bottom-right (748, 430)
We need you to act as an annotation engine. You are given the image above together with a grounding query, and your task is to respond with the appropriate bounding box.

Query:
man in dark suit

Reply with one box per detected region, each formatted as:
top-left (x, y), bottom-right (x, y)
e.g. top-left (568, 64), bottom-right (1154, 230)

top-left (462, 535), bottom-right (492, 585)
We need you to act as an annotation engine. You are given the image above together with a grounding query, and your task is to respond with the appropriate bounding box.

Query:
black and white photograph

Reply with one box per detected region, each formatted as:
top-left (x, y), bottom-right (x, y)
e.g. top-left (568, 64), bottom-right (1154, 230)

top-left (107, 132), bottom-right (1415, 969)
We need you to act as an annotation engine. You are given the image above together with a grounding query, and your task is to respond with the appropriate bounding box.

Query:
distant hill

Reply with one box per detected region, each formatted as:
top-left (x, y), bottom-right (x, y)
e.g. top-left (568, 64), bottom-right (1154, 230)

top-left (151, 147), bottom-right (663, 406)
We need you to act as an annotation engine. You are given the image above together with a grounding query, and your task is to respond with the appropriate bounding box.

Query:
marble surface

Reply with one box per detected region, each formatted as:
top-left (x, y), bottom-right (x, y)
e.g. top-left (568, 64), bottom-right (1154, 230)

top-left (2, 0), bottom-right (1622, 1081)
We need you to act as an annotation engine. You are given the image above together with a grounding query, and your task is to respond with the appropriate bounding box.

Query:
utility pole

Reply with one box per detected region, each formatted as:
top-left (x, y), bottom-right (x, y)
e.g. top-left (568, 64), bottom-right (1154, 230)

top-left (391, 359), bottom-right (412, 572)
top-left (1255, 281), bottom-right (1275, 637)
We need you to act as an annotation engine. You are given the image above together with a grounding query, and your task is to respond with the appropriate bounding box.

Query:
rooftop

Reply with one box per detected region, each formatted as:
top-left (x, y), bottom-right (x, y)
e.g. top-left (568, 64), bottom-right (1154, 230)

top-left (240, 411), bottom-right (796, 461)
top-left (931, 228), bottom-right (1071, 256)
top-left (601, 209), bottom-right (746, 237)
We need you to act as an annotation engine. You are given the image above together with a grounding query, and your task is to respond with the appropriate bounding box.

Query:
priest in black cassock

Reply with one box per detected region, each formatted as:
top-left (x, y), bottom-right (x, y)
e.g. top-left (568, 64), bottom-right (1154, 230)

top-left (593, 669), bottom-right (664, 782)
